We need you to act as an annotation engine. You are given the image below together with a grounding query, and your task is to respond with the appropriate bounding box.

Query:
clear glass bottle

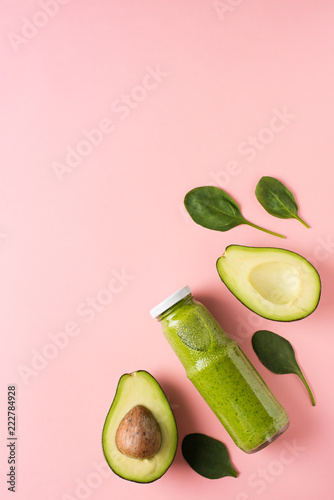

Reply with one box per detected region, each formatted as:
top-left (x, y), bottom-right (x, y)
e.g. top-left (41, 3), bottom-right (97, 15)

top-left (150, 286), bottom-right (289, 453)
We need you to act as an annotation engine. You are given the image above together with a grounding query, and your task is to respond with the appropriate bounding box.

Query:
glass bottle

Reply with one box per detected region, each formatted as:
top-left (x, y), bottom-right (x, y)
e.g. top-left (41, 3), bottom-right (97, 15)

top-left (150, 286), bottom-right (289, 453)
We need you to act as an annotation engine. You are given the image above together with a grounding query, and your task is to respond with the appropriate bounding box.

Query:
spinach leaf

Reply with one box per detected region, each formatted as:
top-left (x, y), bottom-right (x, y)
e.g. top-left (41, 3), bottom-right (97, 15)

top-left (184, 186), bottom-right (285, 238)
top-left (255, 176), bottom-right (309, 228)
top-left (182, 433), bottom-right (238, 479)
top-left (252, 330), bottom-right (315, 406)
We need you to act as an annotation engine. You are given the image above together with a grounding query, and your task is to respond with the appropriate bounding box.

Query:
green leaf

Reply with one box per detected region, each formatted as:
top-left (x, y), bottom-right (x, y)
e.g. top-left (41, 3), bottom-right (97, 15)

top-left (182, 433), bottom-right (238, 479)
top-left (184, 186), bottom-right (285, 238)
top-left (255, 176), bottom-right (309, 228)
top-left (252, 330), bottom-right (315, 406)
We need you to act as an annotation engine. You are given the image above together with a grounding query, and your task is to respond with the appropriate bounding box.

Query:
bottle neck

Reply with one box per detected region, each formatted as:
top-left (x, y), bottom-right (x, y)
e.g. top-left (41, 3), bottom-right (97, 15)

top-left (157, 293), bottom-right (193, 321)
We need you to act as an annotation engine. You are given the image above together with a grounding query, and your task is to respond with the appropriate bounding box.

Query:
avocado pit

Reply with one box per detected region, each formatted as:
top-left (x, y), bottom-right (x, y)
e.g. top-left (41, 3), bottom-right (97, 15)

top-left (116, 405), bottom-right (162, 459)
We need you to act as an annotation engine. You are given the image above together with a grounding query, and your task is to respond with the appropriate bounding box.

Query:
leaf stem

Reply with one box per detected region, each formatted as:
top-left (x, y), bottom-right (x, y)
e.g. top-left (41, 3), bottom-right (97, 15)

top-left (246, 221), bottom-right (285, 239)
top-left (229, 468), bottom-right (239, 478)
top-left (298, 370), bottom-right (316, 406)
top-left (295, 215), bottom-right (310, 229)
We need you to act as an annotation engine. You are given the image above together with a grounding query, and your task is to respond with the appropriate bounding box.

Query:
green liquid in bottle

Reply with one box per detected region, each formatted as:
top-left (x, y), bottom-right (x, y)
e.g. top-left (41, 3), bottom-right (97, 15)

top-left (151, 287), bottom-right (289, 453)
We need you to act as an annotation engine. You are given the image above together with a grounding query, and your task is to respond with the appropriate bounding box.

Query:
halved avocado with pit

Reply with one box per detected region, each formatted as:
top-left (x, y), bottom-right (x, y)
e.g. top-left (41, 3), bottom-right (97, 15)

top-left (216, 245), bottom-right (321, 321)
top-left (102, 370), bottom-right (178, 483)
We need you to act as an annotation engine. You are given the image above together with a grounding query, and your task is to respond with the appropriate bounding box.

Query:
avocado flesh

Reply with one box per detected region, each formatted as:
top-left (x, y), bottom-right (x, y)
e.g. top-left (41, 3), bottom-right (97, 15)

top-left (102, 370), bottom-right (178, 483)
top-left (217, 245), bottom-right (321, 321)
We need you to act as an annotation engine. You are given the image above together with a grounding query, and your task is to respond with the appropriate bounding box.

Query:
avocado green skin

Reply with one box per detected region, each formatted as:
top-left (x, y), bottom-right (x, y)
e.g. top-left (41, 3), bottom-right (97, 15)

top-left (216, 244), bottom-right (321, 322)
top-left (102, 370), bottom-right (178, 483)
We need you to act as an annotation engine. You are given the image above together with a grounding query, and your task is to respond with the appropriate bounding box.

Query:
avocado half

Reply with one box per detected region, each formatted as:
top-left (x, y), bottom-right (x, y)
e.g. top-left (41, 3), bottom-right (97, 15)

top-left (102, 370), bottom-right (178, 483)
top-left (216, 245), bottom-right (321, 321)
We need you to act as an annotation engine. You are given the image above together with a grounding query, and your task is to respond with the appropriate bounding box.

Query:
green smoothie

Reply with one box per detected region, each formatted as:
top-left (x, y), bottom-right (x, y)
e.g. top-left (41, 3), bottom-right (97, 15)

top-left (150, 287), bottom-right (289, 453)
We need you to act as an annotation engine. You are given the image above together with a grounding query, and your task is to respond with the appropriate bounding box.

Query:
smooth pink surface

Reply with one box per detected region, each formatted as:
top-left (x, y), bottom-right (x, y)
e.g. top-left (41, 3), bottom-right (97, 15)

top-left (1, 1), bottom-right (334, 499)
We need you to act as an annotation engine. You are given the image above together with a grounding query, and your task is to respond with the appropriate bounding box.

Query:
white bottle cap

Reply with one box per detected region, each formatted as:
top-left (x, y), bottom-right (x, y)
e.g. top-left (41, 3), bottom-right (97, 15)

top-left (149, 286), bottom-right (192, 318)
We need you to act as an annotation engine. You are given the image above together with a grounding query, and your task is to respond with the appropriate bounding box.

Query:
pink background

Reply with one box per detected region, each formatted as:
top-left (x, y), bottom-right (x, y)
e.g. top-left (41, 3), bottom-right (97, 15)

top-left (1, 1), bottom-right (334, 499)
